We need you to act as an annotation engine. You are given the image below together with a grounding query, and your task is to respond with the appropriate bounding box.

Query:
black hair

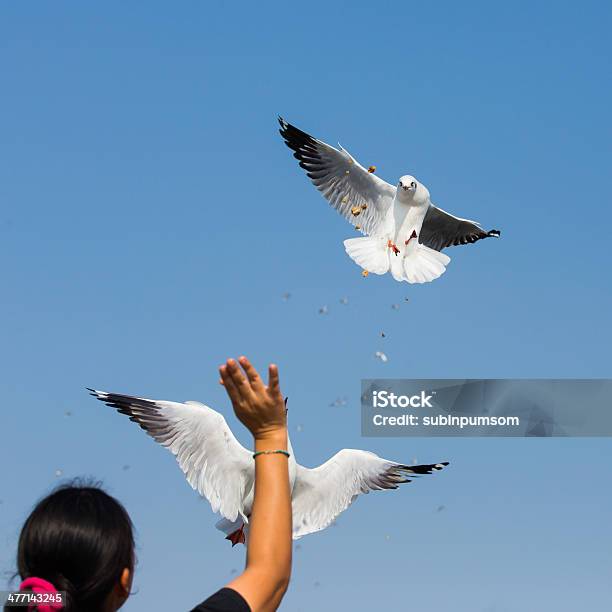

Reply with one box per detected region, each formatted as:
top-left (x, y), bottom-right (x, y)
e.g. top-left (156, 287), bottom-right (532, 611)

top-left (6, 479), bottom-right (135, 612)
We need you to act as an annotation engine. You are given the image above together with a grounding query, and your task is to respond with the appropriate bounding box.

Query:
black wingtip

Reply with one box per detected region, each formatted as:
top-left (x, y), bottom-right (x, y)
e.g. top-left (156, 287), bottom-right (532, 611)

top-left (488, 229), bottom-right (501, 238)
top-left (398, 461), bottom-right (450, 475)
top-left (278, 116), bottom-right (288, 132)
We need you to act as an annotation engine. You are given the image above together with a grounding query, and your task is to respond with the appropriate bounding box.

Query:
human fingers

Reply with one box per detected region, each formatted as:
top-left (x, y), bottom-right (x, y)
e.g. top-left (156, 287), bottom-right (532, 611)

top-left (238, 356), bottom-right (264, 391)
top-left (267, 363), bottom-right (281, 397)
top-left (220, 364), bottom-right (241, 406)
top-left (226, 358), bottom-right (255, 402)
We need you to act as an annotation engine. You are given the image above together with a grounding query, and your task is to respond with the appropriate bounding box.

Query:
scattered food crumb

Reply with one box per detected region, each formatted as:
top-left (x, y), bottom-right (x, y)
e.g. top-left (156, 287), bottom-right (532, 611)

top-left (351, 206), bottom-right (361, 217)
top-left (361, 203), bottom-right (367, 210)
top-left (355, 224), bottom-right (361, 231)
top-left (318, 305), bottom-right (328, 315)
top-left (380, 331), bottom-right (386, 338)
top-left (375, 351), bottom-right (388, 363)
top-left (341, 196), bottom-right (349, 204)
top-left (368, 166), bottom-right (376, 173)
top-left (362, 270), bottom-right (369, 277)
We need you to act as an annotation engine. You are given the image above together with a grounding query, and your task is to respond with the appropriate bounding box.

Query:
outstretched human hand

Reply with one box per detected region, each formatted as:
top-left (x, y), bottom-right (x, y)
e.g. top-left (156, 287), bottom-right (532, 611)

top-left (219, 356), bottom-right (286, 441)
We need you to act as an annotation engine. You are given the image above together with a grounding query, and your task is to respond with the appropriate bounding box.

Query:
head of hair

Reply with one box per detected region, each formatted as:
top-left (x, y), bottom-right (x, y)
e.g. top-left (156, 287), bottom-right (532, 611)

top-left (6, 479), bottom-right (135, 612)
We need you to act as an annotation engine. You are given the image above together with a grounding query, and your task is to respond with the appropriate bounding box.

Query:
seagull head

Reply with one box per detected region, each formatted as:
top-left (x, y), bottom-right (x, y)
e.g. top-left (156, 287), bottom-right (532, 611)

top-left (397, 175), bottom-right (429, 206)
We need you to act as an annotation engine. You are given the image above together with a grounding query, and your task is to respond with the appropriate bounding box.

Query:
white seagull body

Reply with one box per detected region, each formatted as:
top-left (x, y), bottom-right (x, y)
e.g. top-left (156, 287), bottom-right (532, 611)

top-left (89, 389), bottom-right (449, 543)
top-left (279, 118), bottom-right (500, 283)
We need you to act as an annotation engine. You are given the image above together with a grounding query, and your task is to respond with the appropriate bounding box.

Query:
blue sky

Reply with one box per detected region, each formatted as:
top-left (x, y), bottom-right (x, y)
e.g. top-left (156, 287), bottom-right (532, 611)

top-left (1, 1), bottom-right (611, 610)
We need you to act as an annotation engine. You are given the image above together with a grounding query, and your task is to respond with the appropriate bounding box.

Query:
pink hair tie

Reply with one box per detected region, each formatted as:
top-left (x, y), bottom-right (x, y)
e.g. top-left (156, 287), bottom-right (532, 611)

top-left (19, 577), bottom-right (64, 612)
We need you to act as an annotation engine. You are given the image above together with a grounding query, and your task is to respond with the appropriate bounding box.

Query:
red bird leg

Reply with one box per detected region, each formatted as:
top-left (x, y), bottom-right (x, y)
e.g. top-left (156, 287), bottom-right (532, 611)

top-left (404, 230), bottom-right (418, 246)
top-left (226, 523), bottom-right (246, 547)
top-left (387, 239), bottom-right (400, 255)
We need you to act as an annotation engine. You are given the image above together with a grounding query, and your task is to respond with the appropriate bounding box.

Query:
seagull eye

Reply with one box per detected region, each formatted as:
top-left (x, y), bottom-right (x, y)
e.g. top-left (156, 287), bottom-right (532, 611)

top-left (410, 181), bottom-right (416, 188)
top-left (399, 181), bottom-right (403, 187)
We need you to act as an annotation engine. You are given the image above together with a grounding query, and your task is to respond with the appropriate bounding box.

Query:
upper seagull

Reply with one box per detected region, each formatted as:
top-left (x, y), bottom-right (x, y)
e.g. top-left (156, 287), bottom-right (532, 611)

top-left (278, 117), bottom-right (500, 283)
top-left (89, 389), bottom-right (449, 544)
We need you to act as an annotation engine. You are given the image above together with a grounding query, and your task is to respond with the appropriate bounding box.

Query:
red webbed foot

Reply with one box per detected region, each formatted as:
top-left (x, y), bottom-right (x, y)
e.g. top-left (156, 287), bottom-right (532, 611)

top-left (225, 524), bottom-right (246, 547)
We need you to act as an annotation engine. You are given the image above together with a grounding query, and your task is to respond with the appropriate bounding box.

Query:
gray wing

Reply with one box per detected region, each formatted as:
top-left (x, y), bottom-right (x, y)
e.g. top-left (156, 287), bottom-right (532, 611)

top-left (291, 449), bottom-right (449, 539)
top-left (279, 117), bottom-right (396, 236)
top-left (88, 389), bottom-right (253, 522)
top-left (419, 205), bottom-right (501, 252)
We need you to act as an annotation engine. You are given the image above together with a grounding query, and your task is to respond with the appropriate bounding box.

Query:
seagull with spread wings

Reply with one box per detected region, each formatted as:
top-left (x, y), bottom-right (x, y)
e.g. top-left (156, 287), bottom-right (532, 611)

top-left (89, 389), bottom-right (448, 544)
top-left (279, 117), bottom-right (500, 283)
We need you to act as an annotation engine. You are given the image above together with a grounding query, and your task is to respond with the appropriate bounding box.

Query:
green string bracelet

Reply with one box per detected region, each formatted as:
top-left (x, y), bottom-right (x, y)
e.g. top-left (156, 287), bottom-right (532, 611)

top-left (252, 450), bottom-right (290, 459)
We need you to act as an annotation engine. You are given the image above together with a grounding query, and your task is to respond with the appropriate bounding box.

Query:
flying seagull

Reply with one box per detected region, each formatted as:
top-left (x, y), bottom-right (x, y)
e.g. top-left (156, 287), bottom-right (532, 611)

top-left (279, 117), bottom-right (500, 283)
top-left (89, 389), bottom-right (449, 544)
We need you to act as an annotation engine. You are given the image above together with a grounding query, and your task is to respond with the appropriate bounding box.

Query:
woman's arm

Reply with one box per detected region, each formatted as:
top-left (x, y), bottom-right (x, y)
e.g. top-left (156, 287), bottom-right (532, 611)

top-left (219, 357), bottom-right (292, 612)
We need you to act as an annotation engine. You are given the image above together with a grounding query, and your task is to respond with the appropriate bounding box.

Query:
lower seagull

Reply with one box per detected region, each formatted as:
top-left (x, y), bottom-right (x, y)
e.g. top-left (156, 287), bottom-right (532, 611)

top-left (89, 389), bottom-right (449, 544)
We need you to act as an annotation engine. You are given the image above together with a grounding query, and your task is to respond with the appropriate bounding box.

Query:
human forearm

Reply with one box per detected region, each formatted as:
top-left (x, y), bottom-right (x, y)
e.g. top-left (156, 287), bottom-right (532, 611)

top-left (247, 429), bottom-right (292, 583)
top-left (220, 357), bottom-right (292, 612)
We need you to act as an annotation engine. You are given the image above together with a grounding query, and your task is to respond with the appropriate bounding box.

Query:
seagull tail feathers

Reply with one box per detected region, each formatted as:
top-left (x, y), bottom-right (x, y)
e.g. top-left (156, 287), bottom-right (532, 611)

top-left (401, 242), bottom-right (451, 284)
top-left (215, 516), bottom-right (244, 536)
top-left (343, 236), bottom-right (390, 275)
